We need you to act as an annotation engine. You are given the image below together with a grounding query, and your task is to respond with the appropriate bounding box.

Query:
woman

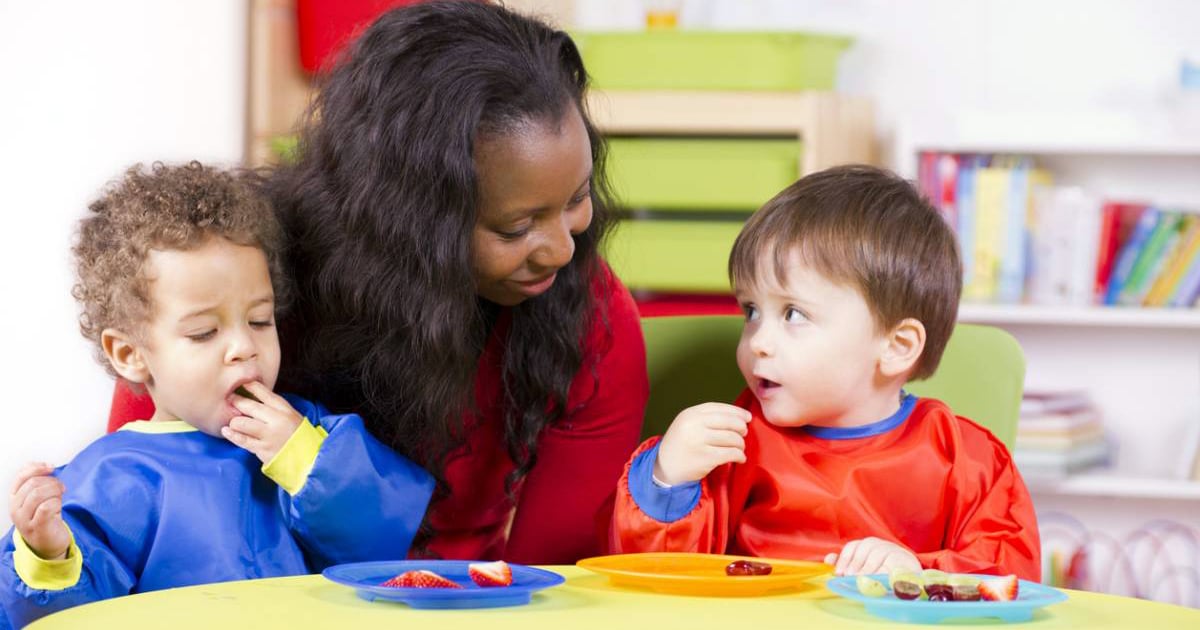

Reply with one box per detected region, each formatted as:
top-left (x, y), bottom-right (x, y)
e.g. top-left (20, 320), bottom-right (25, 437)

top-left (267, 1), bottom-right (647, 564)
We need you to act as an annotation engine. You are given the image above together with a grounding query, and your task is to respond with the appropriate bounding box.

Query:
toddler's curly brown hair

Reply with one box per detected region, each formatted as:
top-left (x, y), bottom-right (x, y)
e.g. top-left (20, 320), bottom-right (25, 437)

top-left (72, 161), bottom-right (289, 377)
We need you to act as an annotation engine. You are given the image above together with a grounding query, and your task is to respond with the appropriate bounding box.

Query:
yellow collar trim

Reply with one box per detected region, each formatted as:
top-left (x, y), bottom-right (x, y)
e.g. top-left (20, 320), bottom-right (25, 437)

top-left (118, 420), bottom-right (199, 434)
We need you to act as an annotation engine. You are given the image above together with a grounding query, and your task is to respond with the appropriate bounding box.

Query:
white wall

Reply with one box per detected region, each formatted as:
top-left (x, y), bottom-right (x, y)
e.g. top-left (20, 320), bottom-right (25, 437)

top-left (578, 0), bottom-right (1200, 148)
top-left (0, 0), bottom-right (245, 531)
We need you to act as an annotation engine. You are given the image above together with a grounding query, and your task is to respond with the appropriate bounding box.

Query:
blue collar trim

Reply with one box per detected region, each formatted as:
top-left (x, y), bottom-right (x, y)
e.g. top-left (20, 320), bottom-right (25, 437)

top-left (802, 393), bottom-right (917, 440)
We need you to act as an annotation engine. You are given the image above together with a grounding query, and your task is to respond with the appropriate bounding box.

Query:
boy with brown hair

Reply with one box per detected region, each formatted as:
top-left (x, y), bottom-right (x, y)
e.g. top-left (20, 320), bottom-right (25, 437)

top-left (611, 165), bottom-right (1040, 580)
top-left (1, 162), bottom-right (433, 629)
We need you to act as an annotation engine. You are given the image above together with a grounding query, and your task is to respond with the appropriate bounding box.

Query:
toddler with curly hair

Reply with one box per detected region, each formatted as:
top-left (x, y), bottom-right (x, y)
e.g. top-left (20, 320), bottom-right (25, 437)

top-left (0, 162), bottom-right (433, 629)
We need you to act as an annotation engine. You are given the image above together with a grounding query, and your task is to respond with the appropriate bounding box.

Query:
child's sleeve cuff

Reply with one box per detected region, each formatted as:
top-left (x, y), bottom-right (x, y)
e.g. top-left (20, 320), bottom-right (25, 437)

top-left (628, 443), bottom-right (702, 523)
top-left (263, 419), bottom-right (329, 495)
top-left (13, 528), bottom-right (82, 590)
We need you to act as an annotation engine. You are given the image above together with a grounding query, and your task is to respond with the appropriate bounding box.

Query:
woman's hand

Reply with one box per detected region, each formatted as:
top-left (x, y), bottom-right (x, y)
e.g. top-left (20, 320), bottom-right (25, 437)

top-left (10, 462), bottom-right (70, 560)
top-left (652, 403), bottom-right (751, 486)
top-left (221, 381), bottom-right (304, 464)
top-left (824, 537), bottom-right (922, 576)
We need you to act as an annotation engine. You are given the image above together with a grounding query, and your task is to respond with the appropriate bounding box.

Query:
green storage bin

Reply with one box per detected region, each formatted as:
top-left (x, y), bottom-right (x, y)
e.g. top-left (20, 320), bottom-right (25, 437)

top-left (574, 31), bottom-right (851, 91)
top-left (604, 218), bottom-right (748, 292)
top-left (607, 137), bottom-right (800, 210)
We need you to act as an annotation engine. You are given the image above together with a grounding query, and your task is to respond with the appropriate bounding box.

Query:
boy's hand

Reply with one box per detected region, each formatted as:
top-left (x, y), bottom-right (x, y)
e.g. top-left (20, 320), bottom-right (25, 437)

top-left (221, 381), bottom-right (303, 463)
top-left (824, 537), bottom-right (922, 576)
top-left (653, 403), bottom-right (751, 486)
top-left (10, 462), bottom-right (70, 560)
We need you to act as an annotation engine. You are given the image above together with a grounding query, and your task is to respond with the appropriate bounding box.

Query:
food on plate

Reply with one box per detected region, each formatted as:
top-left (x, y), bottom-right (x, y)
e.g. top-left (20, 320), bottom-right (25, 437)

top-left (859, 570), bottom-right (1016, 603)
top-left (922, 569), bottom-right (952, 602)
top-left (979, 574), bottom-right (1019, 602)
top-left (948, 575), bottom-right (982, 601)
top-left (380, 569), bottom-right (463, 589)
top-left (724, 559), bottom-right (773, 576)
top-left (468, 560), bottom-right (514, 587)
top-left (855, 575), bottom-right (888, 597)
top-left (888, 568), bottom-right (924, 600)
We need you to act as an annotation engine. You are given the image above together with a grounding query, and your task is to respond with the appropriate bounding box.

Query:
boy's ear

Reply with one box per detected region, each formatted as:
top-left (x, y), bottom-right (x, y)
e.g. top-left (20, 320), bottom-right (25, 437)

top-left (879, 318), bottom-right (926, 379)
top-left (101, 328), bottom-right (151, 385)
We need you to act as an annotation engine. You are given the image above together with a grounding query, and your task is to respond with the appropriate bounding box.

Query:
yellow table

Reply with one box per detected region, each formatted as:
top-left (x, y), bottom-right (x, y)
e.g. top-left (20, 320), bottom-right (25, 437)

top-left (27, 566), bottom-right (1200, 629)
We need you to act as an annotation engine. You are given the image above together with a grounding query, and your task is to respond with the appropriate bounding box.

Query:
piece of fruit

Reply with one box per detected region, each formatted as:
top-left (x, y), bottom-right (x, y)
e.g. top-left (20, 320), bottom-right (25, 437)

top-left (855, 575), bottom-right (888, 597)
top-left (949, 575), bottom-right (982, 601)
top-left (468, 560), bottom-right (513, 587)
top-left (724, 559), bottom-right (773, 576)
top-left (380, 569), bottom-right (462, 589)
top-left (889, 571), bottom-right (924, 600)
top-left (921, 569), bottom-right (953, 601)
top-left (979, 574), bottom-right (1019, 601)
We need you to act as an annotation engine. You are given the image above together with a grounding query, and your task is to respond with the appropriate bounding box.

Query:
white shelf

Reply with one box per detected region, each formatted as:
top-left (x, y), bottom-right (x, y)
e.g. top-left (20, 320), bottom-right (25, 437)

top-left (958, 304), bottom-right (1200, 329)
top-left (908, 137), bottom-right (1200, 158)
top-left (1027, 473), bottom-right (1200, 501)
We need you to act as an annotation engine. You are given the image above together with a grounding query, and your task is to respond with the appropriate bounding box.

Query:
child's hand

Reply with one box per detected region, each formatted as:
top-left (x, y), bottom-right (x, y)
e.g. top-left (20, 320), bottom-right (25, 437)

top-left (823, 537), bottom-right (922, 576)
top-left (221, 381), bottom-right (304, 464)
top-left (10, 462), bottom-right (70, 560)
top-left (653, 403), bottom-right (751, 486)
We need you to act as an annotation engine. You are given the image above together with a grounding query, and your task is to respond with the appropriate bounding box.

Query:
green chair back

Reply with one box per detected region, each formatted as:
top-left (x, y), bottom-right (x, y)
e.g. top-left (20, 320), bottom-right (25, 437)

top-left (639, 315), bottom-right (1025, 449)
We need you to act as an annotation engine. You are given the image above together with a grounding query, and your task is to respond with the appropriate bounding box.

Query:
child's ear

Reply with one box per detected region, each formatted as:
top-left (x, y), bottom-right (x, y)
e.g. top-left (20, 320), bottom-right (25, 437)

top-left (879, 318), bottom-right (926, 378)
top-left (101, 328), bottom-right (151, 385)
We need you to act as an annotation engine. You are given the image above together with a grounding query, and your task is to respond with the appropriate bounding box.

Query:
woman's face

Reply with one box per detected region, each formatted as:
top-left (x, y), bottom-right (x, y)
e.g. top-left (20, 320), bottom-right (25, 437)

top-left (471, 107), bottom-right (594, 306)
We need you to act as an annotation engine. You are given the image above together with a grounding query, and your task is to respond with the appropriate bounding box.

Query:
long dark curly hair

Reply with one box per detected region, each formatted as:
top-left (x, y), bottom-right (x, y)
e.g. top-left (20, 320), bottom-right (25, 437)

top-left (268, 1), bottom-right (614, 503)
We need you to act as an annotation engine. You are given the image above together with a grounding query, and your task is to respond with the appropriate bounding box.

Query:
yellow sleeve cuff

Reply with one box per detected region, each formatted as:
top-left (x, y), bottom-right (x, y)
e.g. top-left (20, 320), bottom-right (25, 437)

top-left (262, 419), bottom-right (329, 495)
top-left (13, 528), bottom-right (82, 591)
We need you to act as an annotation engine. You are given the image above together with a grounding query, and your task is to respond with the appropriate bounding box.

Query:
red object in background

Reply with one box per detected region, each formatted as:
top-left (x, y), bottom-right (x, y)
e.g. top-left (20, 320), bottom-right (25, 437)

top-left (108, 380), bottom-right (154, 433)
top-left (634, 293), bottom-right (741, 318)
top-left (296, 0), bottom-right (426, 74)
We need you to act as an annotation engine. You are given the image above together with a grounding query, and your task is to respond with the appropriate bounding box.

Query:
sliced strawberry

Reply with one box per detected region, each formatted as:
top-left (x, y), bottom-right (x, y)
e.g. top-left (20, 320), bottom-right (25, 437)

top-left (381, 569), bottom-right (463, 589)
top-left (978, 574), bottom-right (1019, 601)
top-left (468, 560), bottom-right (513, 587)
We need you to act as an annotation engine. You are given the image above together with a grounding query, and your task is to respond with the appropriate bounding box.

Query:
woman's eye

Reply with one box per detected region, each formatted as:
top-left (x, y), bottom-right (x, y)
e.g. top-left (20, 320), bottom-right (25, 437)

top-left (187, 330), bottom-right (216, 342)
top-left (784, 307), bottom-right (807, 324)
top-left (250, 320), bottom-right (274, 329)
top-left (497, 226), bottom-right (531, 240)
top-left (569, 188), bottom-right (591, 205)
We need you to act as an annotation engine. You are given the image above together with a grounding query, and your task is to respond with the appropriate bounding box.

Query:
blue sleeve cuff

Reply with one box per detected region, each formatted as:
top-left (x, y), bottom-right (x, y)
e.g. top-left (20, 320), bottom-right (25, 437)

top-left (628, 443), bottom-right (702, 523)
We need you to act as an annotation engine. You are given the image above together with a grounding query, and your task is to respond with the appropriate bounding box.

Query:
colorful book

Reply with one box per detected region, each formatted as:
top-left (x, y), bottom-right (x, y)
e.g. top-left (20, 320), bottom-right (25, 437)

top-left (936, 153), bottom-right (959, 229)
top-left (1144, 213), bottom-right (1200, 306)
top-left (956, 156), bottom-right (981, 293)
top-left (1118, 211), bottom-right (1185, 306)
top-left (968, 165), bottom-right (1009, 302)
top-left (1169, 247), bottom-right (1200, 307)
top-left (1094, 203), bottom-right (1146, 303)
top-left (1103, 207), bottom-right (1160, 305)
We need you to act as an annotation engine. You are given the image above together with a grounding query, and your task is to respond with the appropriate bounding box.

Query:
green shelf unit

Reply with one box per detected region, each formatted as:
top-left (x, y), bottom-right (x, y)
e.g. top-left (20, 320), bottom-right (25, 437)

top-left (604, 217), bottom-right (749, 293)
top-left (607, 137), bottom-right (801, 210)
top-left (574, 31), bottom-right (852, 92)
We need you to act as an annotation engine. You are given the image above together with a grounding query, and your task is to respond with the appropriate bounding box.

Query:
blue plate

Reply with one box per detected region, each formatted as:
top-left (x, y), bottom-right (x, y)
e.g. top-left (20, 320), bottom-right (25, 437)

top-left (825, 574), bottom-right (1068, 624)
top-left (322, 560), bottom-right (565, 609)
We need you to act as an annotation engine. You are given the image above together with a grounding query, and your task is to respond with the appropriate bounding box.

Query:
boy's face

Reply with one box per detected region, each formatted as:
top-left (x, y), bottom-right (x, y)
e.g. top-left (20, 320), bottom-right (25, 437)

top-left (734, 250), bottom-right (890, 428)
top-left (135, 237), bottom-right (280, 436)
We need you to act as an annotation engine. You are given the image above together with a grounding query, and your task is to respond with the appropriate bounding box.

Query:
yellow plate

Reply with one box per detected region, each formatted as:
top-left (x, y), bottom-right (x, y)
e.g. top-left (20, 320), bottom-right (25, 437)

top-left (576, 552), bottom-right (831, 597)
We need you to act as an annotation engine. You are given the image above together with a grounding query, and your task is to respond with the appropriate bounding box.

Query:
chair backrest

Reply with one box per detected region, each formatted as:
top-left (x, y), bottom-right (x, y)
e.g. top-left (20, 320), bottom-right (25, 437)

top-left (639, 315), bottom-right (1025, 449)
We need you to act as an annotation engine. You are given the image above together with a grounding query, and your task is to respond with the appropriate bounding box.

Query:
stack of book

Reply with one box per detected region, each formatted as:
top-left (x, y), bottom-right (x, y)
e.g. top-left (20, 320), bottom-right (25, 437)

top-left (916, 152), bottom-right (1200, 307)
top-left (1013, 390), bottom-right (1111, 480)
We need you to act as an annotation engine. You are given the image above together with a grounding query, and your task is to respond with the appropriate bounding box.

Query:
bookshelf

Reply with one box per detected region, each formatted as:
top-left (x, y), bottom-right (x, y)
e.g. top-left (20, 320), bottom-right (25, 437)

top-left (1028, 473), bottom-right (1200, 502)
top-left (959, 304), bottom-right (1200, 329)
top-left (894, 115), bottom-right (1200, 547)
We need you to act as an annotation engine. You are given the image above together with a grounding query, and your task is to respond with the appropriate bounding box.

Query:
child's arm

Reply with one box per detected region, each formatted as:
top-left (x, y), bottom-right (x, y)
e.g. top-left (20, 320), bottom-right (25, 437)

top-left (609, 403), bottom-right (750, 554)
top-left (1, 461), bottom-right (142, 628)
top-left (249, 393), bottom-right (434, 569)
top-left (9, 463), bottom-right (70, 561)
